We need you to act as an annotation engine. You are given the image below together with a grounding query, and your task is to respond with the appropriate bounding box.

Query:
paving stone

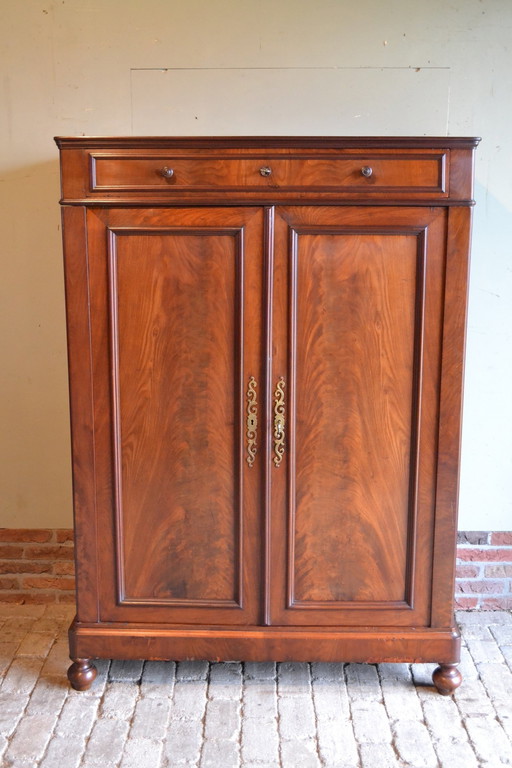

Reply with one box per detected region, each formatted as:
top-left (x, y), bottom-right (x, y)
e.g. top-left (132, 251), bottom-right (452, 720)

top-left (164, 718), bottom-right (204, 764)
top-left (1, 656), bottom-right (44, 695)
top-left (316, 715), bottom-right (359, 766)
top-left (360, 742), bottom-right (402, 767)
top-left (393, 718), bottom-right (439, 767)
top-left (434, 736), bottom-right (480, 768)
top-left (278, 694), bottom-right (317, 740)
top-left (465, 636), bottom-right (505, 664)
top-left (0, 692), bottom-right (29, 737)
top-left (242, 688), bottom-right (278, 723)
top-left (463, 714), bottom-right (512, 765)
top-left (171, 679), bottom-right (208, 720)
top-left (0, 605), bottom-right (46, 618)
top-left (129, 695), bottom-right (171, 740)
top-left (241, 716), bottom-right (280, 763)
top-left (82, 717), bottom-right (130, 765)
top-left (453, 677), bottom-right (496, 718)
top-left (100, 681), bottom-right (140, 720)
top-left (280, 737), bottom-right (322, 767)
top-left (490, 625), bottom-right (512, 645)
top-left (2, 712), bottom-right (58, 763)
top-left (200, 737), bottom-right (239, 767)
top-left (278, 661), bottom-right (311, 694)
top-left (208, 661), bottom-right (242, 699)
top-left (345, 662), bottom-right (381, 700)
top-left (38, 734), bottom-right (86, 768)
top-left (16, 631), bottom-right (55, 658)
top-left (244, 661), bottom-right (276, 680)
top-left (54, 693), bottom-right (99, 738)
top-left (0, 641), bottom-right (18, 676)
top-left (140, 660), bottom-right (175, 697)
top-left (25, 674), bottom-right (68, 716)
top-left (421, 695), bottom-right (471, 743)
top-left (477, 660), bottom-right (512, 703)
top-left (459, 644), bottom-right (480, 680)
top-left (109, 658), bottom-right (144, 682)
top-left (311, 680), bottom-right (351, 721)
top-left (175, 659), bottom-right (209, 680)
top-left (203, 697), bottom-right (240, 740)
top-left (351, 700), bottom-right (393, 745)
top-left (119, 736), bottom-right (163, 768)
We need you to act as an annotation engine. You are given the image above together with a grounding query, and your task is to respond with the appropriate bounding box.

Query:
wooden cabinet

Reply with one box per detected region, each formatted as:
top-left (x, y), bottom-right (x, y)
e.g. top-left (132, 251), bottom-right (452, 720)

top-left (56, 137), bottom-right (479, 694)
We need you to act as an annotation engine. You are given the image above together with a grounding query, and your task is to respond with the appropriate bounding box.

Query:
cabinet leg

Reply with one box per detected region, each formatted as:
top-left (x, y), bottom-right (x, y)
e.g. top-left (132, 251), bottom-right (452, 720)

top-left (432, 663), bottom-right (462, 695)
top-left (67, 658), bottom-right (97, 691)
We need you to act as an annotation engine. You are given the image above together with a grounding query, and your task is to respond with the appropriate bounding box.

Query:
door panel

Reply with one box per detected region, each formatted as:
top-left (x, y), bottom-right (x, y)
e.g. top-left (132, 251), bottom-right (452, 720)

top-left (269, 206), bottom-right (446, 626)
top-left (86, 207), bottom-right (264, 624)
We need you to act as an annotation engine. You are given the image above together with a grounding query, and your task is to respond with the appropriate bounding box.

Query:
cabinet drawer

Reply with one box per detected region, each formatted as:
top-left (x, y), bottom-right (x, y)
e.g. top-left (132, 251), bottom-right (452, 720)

top-left (90, 153), bottom-right (447, 194)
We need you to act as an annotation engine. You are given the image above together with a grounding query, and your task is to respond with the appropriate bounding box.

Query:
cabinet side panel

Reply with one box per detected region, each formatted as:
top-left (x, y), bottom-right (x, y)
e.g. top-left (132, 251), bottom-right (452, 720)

top-left (110, 229), bottom-right (241, 604)
top-left (431, 206), bottom-right (472, 627)
top-left (62, 205), bottom-right (99, 621)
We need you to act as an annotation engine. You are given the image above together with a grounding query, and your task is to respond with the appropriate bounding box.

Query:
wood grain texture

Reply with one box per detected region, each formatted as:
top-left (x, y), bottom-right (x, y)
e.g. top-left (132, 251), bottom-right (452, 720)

top-left (87, 207), bottom-right (264, 625)
top-left (270, 206), bottom-right (446, 627)
top-left (58, 138), bottom-right (477, 684)
top-left (69, 618), bottom-right (461, 666)
top-left (91, 153), bottom-right (445, 194)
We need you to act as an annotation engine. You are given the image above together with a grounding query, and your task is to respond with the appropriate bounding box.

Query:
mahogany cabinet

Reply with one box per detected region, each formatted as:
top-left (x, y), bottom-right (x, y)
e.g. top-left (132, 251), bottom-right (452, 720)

top-left (56, 136), bottom-right (479, 693)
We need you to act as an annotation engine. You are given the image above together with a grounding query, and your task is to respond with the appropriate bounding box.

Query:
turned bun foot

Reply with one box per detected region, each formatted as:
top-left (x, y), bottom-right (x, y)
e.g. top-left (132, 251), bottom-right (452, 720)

top-left (432, 663), bottom-right (462, 695)
top-left (67, 658), bottom-right (97, 691)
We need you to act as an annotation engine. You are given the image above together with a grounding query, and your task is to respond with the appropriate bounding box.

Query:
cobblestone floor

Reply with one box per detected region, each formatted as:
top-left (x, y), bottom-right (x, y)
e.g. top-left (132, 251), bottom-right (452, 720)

top-left (0, 605), bottom-right (511, 767)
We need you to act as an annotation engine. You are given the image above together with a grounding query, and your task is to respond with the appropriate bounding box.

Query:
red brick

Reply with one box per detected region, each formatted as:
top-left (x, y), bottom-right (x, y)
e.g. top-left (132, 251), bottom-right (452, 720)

top-left (23, 545), bottom-right (74, 561)
top-left (53, 562), bottom-right (75, 576)
top-left (454, 596), bottom-right (478, 609)
top-left (484, 564), bottom-right (512, 578)
top-left (455, 564), bottom-right (480, 578)
top-left (55, 530), bottom-right (74, 544)
top-left (457, 580), bottom-right (504, 594)
top-left (18, 593), bottom-right (57, 604)
top-left (0, 529), bottom-right (53, 543)
top-left (480, 597), bottom-right (512, 610)
top-left (57, 593), bottom-right (77, 604)
top-left (456, 548), bottom-right (512, 562)
top-left (0, 593), bottom-right (26, 604)
top-left (490, 532), bottom-right (512, 545)
top-left (0, 546), bottom-right (24, 559)
top-left (0, 577), bottom-right (20, 589)
top-left (21, 576), bottom-right (76, 591)
top-left (0, 561), bottom-right (53, 575)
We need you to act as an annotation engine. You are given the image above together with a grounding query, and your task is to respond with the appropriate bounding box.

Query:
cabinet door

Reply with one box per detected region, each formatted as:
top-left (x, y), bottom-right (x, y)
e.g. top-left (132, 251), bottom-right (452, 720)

top-left (82, 207), bottom-right (264, 624)
top-left (269, 206), bottom-right (446, 627)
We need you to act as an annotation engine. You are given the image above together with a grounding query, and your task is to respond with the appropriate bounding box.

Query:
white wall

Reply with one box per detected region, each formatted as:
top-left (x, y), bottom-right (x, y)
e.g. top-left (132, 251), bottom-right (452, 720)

top-left (1, 0), bottom-right (510, 530)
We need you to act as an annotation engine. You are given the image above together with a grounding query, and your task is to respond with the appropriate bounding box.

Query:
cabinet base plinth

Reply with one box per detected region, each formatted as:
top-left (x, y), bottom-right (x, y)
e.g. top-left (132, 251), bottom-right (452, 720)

top-left (69, 618), bottom-right (460, 692)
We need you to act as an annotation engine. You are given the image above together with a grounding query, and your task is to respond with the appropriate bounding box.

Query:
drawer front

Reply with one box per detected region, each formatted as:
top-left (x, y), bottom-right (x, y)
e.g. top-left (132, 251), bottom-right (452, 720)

top-left (90, 153), bottom-right (447, 194)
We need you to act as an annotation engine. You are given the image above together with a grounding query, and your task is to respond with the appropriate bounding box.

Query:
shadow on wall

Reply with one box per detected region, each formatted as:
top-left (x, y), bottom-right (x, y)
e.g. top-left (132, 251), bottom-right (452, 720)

top-left (0, 158), bottom-right (73, 529)
top-left (459, 179), bottom-right (512, 531)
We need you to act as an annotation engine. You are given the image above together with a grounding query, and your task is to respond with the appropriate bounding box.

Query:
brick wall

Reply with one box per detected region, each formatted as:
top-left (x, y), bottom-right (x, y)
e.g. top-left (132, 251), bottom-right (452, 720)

top-left (0, 529), bottom-right (75, 604)
top-left (1, 528), bottom-right (511, 609)
top-left (455, 531), bottom-right (512, 610)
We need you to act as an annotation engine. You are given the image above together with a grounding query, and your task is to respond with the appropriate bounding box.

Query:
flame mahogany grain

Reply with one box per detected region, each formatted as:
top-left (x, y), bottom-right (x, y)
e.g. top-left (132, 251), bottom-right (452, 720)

top-left (57, 137), bottom-right (479, 693)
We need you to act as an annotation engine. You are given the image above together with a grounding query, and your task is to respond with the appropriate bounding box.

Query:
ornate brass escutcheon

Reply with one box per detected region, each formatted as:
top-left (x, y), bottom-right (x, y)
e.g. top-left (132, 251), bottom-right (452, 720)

top-left (246, 376), bottom-right (258, 467)
top-left (273, 377), bottom-right (286, 468)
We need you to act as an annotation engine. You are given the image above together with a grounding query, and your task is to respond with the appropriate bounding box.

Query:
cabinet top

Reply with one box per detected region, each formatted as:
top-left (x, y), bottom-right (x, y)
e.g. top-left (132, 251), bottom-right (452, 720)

top-left (55, 135), bottom-right (480, 150)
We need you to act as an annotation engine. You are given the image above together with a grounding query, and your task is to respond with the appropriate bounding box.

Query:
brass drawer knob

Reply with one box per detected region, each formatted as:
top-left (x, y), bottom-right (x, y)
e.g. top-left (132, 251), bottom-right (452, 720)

top-left (361, 166), bottom-right (373, 178)
top-left (159, 166), bottom-right (174, 179)
top-left (259, 166), bottom-right (272, 177)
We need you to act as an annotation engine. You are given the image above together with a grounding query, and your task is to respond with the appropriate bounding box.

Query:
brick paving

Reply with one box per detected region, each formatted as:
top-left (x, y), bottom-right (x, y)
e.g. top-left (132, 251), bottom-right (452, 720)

top-left (0, 605), bottom-right (511, 767)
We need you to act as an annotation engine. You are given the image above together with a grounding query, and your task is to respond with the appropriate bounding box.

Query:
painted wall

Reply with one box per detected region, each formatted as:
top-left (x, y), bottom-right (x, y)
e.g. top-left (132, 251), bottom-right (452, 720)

top-left (0, 0), bottom-right (510, 529)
